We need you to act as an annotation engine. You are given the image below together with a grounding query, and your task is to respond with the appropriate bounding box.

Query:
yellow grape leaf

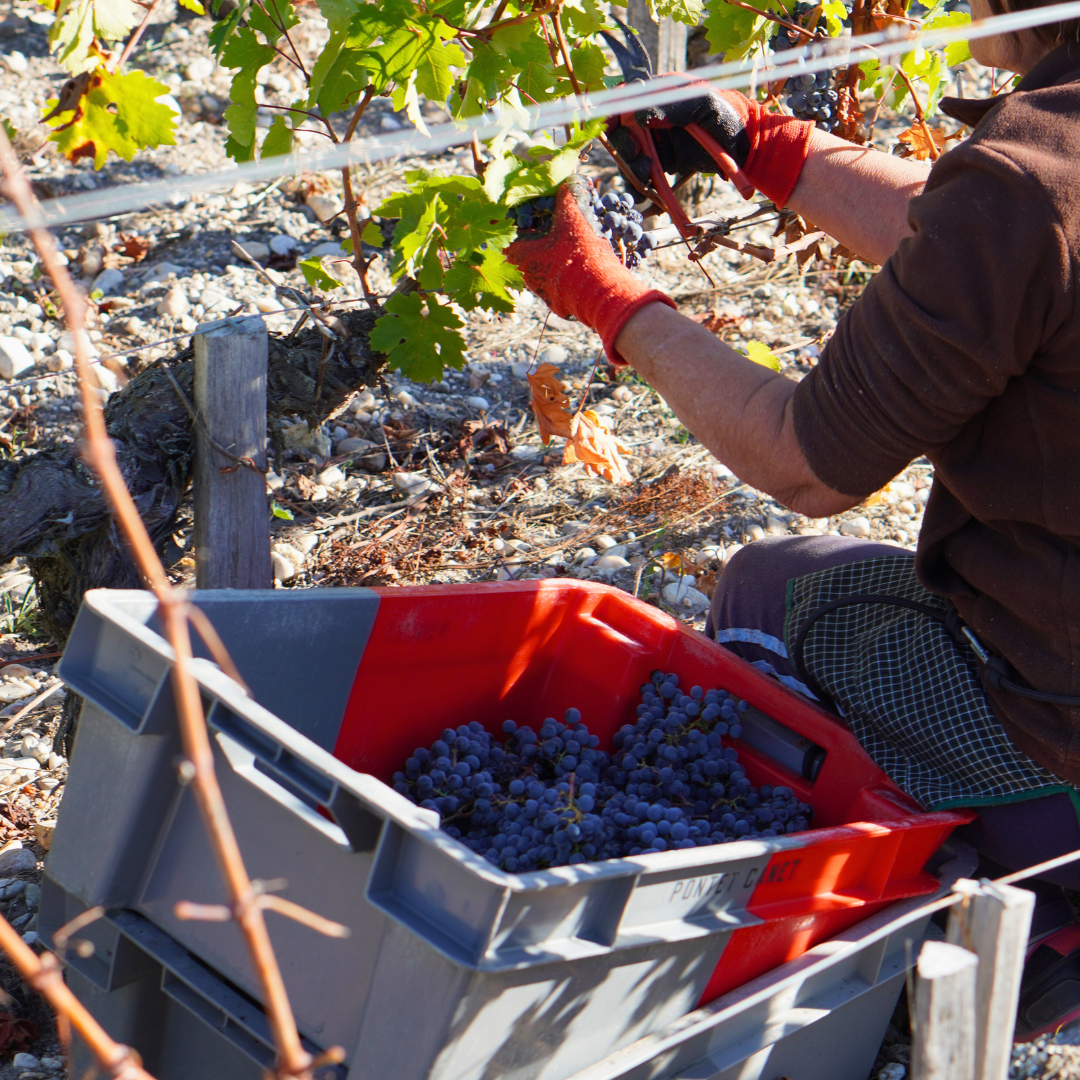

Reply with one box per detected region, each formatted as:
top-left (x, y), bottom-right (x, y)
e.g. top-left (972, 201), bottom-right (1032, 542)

top-left (563, 409), bottom-right (632, 485)
top-left (897, 125), bottom-right (944, 161)
top-left (526, 362), bottom-right (573, 444)
top-left (746, 341), bottom-right (780, 370)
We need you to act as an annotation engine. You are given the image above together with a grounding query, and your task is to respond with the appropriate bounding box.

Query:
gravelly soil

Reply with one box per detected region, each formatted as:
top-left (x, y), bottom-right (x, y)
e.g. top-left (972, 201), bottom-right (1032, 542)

top-left (0, 2), bottom-right (1068, 1077)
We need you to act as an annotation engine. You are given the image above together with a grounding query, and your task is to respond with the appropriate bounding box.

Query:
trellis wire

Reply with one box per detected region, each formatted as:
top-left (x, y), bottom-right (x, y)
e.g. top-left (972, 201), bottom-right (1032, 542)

top-left (2, 0), bottom-right (1079, 234)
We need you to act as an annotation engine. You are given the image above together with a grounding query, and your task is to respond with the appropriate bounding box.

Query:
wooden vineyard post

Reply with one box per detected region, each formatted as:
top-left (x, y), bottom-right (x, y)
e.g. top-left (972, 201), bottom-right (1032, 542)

top-left (912, 939), bottom-right (979, 1080)
top-left (626, 0), bottom-right (687, 75)
top-left (193, 317), bottom-right (272, 590)
top-left (946, 878), bottom-right (1035, 1080)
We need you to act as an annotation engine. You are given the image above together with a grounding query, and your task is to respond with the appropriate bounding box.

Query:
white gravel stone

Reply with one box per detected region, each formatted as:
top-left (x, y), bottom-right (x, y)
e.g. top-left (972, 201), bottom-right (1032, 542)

top-left (396, 389), bottom-right (420, 407)
top-left (317, 464), bottom-right (345, 488)
top-left (840, 516), bottom-right (872, 538)
top-left (538, 344), bottom-right (568, 365)
top-left (336, 436), bottom-right (377, 455)
top-left (465, 395), bottom-right (490, 410)
top-left (574, 547), bottom-right (598, 563)
top-left (11, 1052), bottom-right (38, 1069)
top-left (746, 524), bottom-right (766, 542)
top-left (305, 194), bottom-right (341, 222)
top-left (662, 580), bottom-right (712, 614)
top-left (876, 1065), bottom-right (906, 1080)
top-left (307, 240), bottom-right (347, 258)
top-left (235, 240), bottom-right (270, 263)
top-left (271, 551), bottom-right (295, 582)
top-left (185, 56), bottom-right (215, 81)
top-left (47, 350), bottom-right (73, 372)
top-left (1, 51), bottom-right (28, 74)
top-left (392, 471), bottom-right (433, 496)
top-left (269, 233), bottom-right (298, 255)
top-left (595, 534), bottom-right (619, 550)
top-left (0, 336), bottom-right (33, 379)
top-left (594, 554), bottom-right (631, 574)
top-left (156, 286), bottom-right (190, 318)
top-left (92, 267), bottom-right (125, 295)
top-left (200, 288), bottom-right (227, 311)
top-left (29, 332), bottom-right (53, 352)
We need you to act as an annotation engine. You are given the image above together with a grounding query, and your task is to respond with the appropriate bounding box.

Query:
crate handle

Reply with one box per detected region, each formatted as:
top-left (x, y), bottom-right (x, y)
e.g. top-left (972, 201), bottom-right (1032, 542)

top-left (210, 702), bottom-right (384, 853)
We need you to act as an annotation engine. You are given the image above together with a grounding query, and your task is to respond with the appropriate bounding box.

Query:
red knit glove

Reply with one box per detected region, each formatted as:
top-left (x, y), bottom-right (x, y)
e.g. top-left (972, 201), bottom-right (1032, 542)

top-left (505, 177), bottom-right (675, 366)
top-left (608, 87), bottom-right (813, 208)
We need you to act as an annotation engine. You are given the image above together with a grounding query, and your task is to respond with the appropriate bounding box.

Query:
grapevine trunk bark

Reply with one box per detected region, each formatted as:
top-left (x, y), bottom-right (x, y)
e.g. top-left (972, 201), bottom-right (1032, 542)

top-left (0, 307), bottom-right (385, 641)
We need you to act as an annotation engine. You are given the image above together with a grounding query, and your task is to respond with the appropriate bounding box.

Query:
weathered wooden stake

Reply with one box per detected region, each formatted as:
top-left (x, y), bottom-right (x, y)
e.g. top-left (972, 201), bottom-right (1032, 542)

top-left (625, 0), bottom-right (687, 75)
top-left (946, 878), bottom-right (1035, 1080)
top-left (912, 939), bottom-right (979, 1080)
top-left (193, 317), bottom-right (272, 590)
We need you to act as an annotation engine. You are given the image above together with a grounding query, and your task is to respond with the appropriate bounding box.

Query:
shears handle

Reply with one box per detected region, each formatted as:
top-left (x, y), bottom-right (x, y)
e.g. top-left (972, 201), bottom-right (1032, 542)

top-left (685, 122), bottom-right (757, 201)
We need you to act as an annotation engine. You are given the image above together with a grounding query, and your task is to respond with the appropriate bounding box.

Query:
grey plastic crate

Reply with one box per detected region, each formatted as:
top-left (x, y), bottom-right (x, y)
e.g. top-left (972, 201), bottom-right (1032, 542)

top-left (571, 841), bottom-right (977, 1080)
top-left (42, 841), bottom-right (973, 1080)
top-left (48, 588), bottom-right (961, 1080)
top-left (41, 877), bottom-right (340, 1080)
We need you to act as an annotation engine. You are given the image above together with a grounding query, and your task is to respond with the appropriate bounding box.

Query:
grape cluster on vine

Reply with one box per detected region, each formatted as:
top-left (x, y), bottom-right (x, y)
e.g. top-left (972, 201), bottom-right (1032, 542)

top-left (393, 671), bottom-right (813, 872)
top-left (784, 71), bottom-right (841, 131)
top-left (508, 181), bottom-right (658, 270)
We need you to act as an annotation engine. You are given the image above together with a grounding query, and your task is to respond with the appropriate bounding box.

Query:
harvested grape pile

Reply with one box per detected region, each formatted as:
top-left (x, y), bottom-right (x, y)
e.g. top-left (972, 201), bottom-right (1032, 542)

top-left (394, 670), bottom-right (813, 872)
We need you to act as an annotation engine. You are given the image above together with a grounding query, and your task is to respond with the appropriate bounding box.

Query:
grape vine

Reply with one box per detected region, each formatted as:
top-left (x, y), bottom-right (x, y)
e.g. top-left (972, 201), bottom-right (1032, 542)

top-left (17, 0), bottom-right (972, 386)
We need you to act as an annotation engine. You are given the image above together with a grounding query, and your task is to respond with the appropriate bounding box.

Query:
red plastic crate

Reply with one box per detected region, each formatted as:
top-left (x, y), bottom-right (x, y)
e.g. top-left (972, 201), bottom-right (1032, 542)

top-left (333, 579), bottom-right (972, 1005)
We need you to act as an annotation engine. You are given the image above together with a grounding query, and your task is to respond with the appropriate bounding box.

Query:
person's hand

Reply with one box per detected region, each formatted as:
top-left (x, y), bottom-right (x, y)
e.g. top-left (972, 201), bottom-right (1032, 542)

top-left (608, 86), bottom-right (814, 208)
top-left (504, 176), bottom-right (675, 366)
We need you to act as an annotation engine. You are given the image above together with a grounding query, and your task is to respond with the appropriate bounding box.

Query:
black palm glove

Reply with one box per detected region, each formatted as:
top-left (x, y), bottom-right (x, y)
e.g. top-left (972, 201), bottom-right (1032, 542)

top-left (607, 88), bottom-right (755, 187)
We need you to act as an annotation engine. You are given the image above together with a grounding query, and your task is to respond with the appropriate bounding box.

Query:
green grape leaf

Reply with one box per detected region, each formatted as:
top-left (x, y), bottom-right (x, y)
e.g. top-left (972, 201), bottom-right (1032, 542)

top-left (49, 0), bottom-right (99, 73)
top-left (299, 256), bottom-right (344, 291)
top-left (442, 199), bottom-right (516, 250)
top-left (703, 0), bottom-right (766, 58)
top-left (901, 46), bottom-right (945, 115)
top-left (221, 27), bottom-right (276, 158)
top-left (567, 42), bottom-right (607, 92)
top-left (209, 5), bottom-right (244, 53)
top-left (462, 42), bottom-right (511, 101)
top-left (562, 0), bottom-right (606, 37)
top-left (317, 0), bottom-right (361, 31)
top-left (1, 119), bottom-right (15, 142)
top-left (653, 0), bottom-right (704, 26)
top-left (387, 189), bottom-right (444, 279)
top-left (390, 70), bottom-right (423, 132)
top-left (492, 22), bottom-right (557, 102)
top-left (820, 0), bottom-right (847, 36)
top-left (369, 292), bottom-right (466, 382)
top-left (247, 0), bottom-right (299, 43)
top-left (927, 10), bottom-right (972, 65)
top-left (415, 34), bottom-right (466, 102)
top-left (271, 499), bottom-right (294, 520)
top-left (486, 121), bottom-right (603, 204)
top-left (261, 114), bottom-right (294, 155)
top-left (362, 220), bottom-right (384, 245)
top-left (444, 247), bottom-right (522, 312)
top-left (309, 31), bottom-right (371, 114)
top-left (746, 341), bottom-right (780, 370)
top-left (179, 0), bottom-right (206, 13)
top-left (45, 67), bottom-right (177, 168)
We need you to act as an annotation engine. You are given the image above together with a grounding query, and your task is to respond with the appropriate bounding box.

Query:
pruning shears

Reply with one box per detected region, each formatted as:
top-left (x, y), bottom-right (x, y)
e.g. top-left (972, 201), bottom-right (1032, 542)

top-left (599, 19), bottom-right (757, 235)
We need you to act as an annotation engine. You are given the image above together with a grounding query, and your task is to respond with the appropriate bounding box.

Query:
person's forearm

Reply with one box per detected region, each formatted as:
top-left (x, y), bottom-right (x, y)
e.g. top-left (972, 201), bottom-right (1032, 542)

top-left (785, 129), bottom-right (932, 265)
top-left (615, 303), bottom-right (856, 517)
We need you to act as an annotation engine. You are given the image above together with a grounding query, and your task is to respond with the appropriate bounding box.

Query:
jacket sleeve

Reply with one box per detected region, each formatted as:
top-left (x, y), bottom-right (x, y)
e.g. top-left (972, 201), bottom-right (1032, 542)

top-left (791, 139), bottom-right (1073, 500)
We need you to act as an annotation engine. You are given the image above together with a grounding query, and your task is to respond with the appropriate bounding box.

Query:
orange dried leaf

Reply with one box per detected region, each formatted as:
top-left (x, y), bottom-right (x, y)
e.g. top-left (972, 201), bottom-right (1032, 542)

top-left (563, 409), bottom-right (632, 485)
top-left (526, 362), bottom-right (573, 444)
top-left (896, 125), bottom-right (944, 161)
